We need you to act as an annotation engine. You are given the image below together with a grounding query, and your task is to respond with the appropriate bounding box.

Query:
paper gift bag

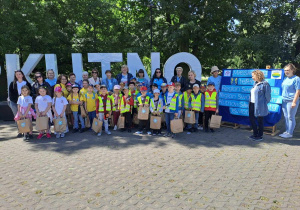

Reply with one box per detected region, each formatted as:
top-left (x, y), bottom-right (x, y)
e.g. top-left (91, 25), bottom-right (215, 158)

top-left (171, 118), bottom-right (184, 133)
top-left (184, 111), bottom-right (195, 124)
top-left (65, 104), bottom-right (72, 115)
top-left (17, 118), bottom-right (31, 133)
top-left (138, 106), bottom-right (149, 120)
top-left (85, 116), bottom-right (91, 128)
top-left (80, 105), bottom-right (87, 118)
top-left (36, 116), bottom-right (49, 131)
top-left (210, 114), bottom-right (222, 128)
top-left (150, 115), bottom-right (161, 130)
top-left (117, 116), bottom-right (125, 129)
top-left (53, 117), bottom-right (67, 133)
top-left (133, 113), bottom-right (139, 125)
top-left (92, 118), bottom-right (103, 133)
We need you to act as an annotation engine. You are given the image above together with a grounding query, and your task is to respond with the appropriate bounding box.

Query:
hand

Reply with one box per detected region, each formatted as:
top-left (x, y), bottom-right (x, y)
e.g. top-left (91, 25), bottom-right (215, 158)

top-left (145, 104), bottom-right (149, 107)
top-left (55, 113), bottom-right (59, 118)
top-left (216, 109), bottom-right (219, 114)
top-left (291, 102), bottom-right (296, 108)
top-left (20, 114), bottom-right (24, 118)
top-left (96, 113), bottom-right (99, 118)
top-left (60, 114), bottom-right (64, 118)
top-left (139, 104), bottom-right (143, 107)
top-left (174, 113), bottom-right (178, 118)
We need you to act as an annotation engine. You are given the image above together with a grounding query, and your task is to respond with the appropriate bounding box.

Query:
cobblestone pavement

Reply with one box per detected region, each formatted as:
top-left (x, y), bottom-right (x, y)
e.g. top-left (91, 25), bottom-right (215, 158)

top-left (0, 120), bottom-right (300, 210)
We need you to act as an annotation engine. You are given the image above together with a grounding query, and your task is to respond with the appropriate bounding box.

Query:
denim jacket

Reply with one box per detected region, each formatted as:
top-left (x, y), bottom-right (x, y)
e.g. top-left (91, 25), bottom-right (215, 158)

top-left (250, 80), bottom-right (271, 117)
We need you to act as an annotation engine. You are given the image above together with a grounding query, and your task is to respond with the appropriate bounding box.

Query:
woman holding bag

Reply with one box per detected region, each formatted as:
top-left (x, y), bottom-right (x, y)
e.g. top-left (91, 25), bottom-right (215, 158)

top-left (248, 70), bottom-right (271, 141)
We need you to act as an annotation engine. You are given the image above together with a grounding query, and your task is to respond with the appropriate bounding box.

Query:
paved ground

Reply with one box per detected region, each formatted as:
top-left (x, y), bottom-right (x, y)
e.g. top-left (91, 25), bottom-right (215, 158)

top-left (0, 118), bottom-right (300, 209)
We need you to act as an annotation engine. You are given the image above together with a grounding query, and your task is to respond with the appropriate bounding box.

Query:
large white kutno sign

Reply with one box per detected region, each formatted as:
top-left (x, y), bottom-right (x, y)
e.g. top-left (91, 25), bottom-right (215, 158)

top-left (5, 52), bottom-right (202, 93)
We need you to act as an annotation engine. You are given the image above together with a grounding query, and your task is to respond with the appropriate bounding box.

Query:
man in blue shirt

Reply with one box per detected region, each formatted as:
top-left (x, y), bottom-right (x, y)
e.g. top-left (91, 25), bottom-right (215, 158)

top-left (207, 66), bottom-right (222, 92)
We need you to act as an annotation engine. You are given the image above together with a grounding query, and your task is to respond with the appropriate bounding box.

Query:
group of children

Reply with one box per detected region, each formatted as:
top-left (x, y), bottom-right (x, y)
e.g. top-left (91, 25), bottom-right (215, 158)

top-left (15, 78), bottom-right (219, 140)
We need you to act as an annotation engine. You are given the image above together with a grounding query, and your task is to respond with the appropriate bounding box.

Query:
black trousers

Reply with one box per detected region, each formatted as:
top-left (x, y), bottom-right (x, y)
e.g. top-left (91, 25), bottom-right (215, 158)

top-left (138, 119), bottom-right (150, 132)
top-left (124, 112), bottom-right (132, 129)
top-left (205, 110), bottom-right (215, 129)
top-left (198, 112), bottom-right (204, 125)
top-left (249, 102), bottom-right (264, 137)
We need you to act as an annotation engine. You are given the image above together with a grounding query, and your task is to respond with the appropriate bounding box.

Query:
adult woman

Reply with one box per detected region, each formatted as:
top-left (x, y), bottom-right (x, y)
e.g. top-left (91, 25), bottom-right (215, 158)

top-left (116, 65), bottom-right (134, 86)
top-left (54, 74), bottom-right (69, 97)
top-left (88, 68), bottom-right (101, 87)
top-left (248, 70), bottom-right (271, 141)
top-left (101, 70), bottom-right (118, 92)
top-left (150, 68), bottom-right (167, 90)
top-left (45, 69), bottom-right (57, 87)
top-left (8, 70), bottom-right (32, 137)
top-left (137, 69), bottom-right (150, 89)
top-left (78, 71), bottom-right (89, 88)
top-left (207, 66), bottom-right (222, 92)
top-left (187, 70), bottom-right (201, 90)
top-left (32, 72), bottom-right (52, 100)
top-left (171, 67), bottom-right (187, 92)
top-left (280, 63), bottom-right (300, 138)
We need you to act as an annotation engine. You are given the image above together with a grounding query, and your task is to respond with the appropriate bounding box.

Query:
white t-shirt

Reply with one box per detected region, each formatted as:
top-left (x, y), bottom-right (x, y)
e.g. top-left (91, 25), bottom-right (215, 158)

top-left (35, 95), bottom-right (52, 112)
top-left (165, 92), bottom-right (175, 113)
top-left (52, 96), bottom-right (68, 115)
top-left (250, 83), bottom-right (260, 103)
top-left (121, 74), bottom-right (128, 85)
top-left (17, 81), bottom-right (27, 95)
top-left (17, 95), bottom-right (33, 107)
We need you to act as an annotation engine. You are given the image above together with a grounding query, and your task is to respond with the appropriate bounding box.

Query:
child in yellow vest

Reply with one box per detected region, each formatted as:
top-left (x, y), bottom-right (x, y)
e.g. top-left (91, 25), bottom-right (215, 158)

top-left (84, 84), bottom-right (97, 128)
top-left (150, 89), bottom-right (163, 135)
top-left (111, 85), bottom-right (121, 130)
top-left (204, 82), bottom-right (219, 132)
top-left (118, 86), bottom-right (134, 132)
top-left (96, 85), bottom-right (112, 136)
top-left (135, 86), bottom-right (151, 135)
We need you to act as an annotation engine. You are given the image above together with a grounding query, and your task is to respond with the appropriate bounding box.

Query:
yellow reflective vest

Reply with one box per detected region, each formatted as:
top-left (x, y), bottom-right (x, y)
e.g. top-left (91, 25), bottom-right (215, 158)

top-left (204, 92), bottom-right (217, 108)
top-left (98, 95), bottom-right (112, 112)
top-left (191, 93), bottom-right (202, 111)
top-left (183, 91), bottom-right (192, 110)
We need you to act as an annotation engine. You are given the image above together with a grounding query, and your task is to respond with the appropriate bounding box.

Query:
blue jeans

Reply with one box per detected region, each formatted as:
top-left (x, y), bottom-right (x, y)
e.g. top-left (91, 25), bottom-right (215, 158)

top-left (88, 111), bottom-right (96, 127)
top-left (282, 99), bottom-right (300, 135)
top-left (73, 111), bottom-right (85, 129)
top-left (165, 112), bottom-right (175, 134)
top-left (186, 111), bottom-right (199, 129)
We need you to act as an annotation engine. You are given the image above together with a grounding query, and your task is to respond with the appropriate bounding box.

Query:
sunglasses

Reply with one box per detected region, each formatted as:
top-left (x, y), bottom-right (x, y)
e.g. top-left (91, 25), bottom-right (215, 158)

top-left (156, 71), bottom-right (161, 73)
top-left (92, 72), bottom-right (98, 74)
top-left (35, 75), bottom-right (42, 79)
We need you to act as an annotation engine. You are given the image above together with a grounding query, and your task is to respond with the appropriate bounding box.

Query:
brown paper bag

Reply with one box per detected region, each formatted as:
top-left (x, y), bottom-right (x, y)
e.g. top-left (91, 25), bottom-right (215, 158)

top-left (171, 118), bottom-right (183, 133)
top-left (53, 117), bottom-right (67, 133)
top-left (184, 111), bottom-right (195, 124)
top-left (85, 117), bottom-right (91, 128)
top-left (117, 116), bottom-right (125, 129)
top-left (150, 115), bottom-right (161, 130)
top-left (80, 105), bottom-right (87, 118)
top-left (17, 118), bottom-right (31, 133)
top-left (138, 106), bottom-right (149, 120)
top-left (65, 104), bottom-right (72, 115)
top-left (36, 116), bottom-right (49, 131)
top-left (210, 114), bottom-right (222, 128)
top-left (92, 118), bottom-right (103, 133)
top-left (133, 113), bottom-right (139, 125)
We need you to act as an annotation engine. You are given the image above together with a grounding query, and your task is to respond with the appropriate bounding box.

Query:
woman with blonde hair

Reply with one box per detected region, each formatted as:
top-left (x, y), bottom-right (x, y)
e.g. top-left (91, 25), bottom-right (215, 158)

top-left (280, 63), bottom-right (300, 138)
top-left (116, 65), bottom-right (134, 85)
top-left (187, 70), bottom-right (201, 90)
top-left (248, 70), bottom-right (271, 141)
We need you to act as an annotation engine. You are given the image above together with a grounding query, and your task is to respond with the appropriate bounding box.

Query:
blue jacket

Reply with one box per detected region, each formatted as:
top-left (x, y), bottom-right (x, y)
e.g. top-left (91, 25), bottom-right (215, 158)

top-left (116, 73), bottom-right (134, 85)
top-left (163, 92), bottom-right (179, 113)
top-left (250, 80), bottom-right (271, 117)
top-left (101, 77), bottom-right (118, 92)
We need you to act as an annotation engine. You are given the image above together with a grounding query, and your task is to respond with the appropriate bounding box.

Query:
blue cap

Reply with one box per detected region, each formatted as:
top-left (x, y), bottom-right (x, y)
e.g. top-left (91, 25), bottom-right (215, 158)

top-left (207, 82), bottom-right (215, 86)
top-left (72, 84), bottom-right (79, 88)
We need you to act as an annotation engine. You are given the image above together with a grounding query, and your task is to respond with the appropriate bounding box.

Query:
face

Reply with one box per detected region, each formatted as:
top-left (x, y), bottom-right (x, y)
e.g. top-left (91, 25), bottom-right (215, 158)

top-left (95, 85), bottom-right (100, 91)
top-left (21, 88), bottom-right (29, 96)
top-left (121, 67), bottom-right (128, 74)
top-left (187, 89), bottom-right (192, 94)
top-left (83, 74), bottom-right (88, 80)
top-left (67, 86), bottom-right (72, 91)
top-left (15, 72), bottom-right (24, 80)
top-left (101, 88), bottom-right (107, 94)
top-left (61, 76), bottom-right (67, 85)
top-left (88, 86), bottom-right (94, 92)
top-left (162, 86), bottom-right (167, 92)
top-left (176, 69), bottom-right (182, 76)
top-left (72, 88), bottom-right (79, 93)
top-left (114, 89), bottom-right (120, 94)
top-left (193, 87), bottom-right (199, 93)
top-left (69, 75), bottom-right (76, 83)
top-left (123, 89), bottom-right (129, 95)
top-left (39, 88), bottom-right (46, 96)
top-left (168, 86), bottom-right (174, 92)
top-left (120, 83), bottom-right (125, 88)
top-left (213, 71), bottom-right (219, 77)
top-left (35, 74), bottom-right (43, 83)
top-left (188, 72), bottom-right (195, 80)
top-left (138, 72), bottom-right (144, 78)
top-left (155, 69), bottom-right (162, 77)
top-left (284, 67), bottom-right (294, 77)
top-left (207, 85), bottom-right (214, 91)
top-left (83, 81), bottom-right (88, 88)
top-left (154, 93), bottom-right (160, 98)
top-left (252, 73), bottom-right (257, 82)
top-left (47, 70), bottom-right (54, 79)
top-left (174, 86), bottom-right (180, 92)
top-left (129, 84), bottom-right (135, 90)
top-left (200, 87), bottom-right (206, 92)
top-left (141, 91), bottom-right (147, 96)
top-left (106, 72), bottom-right (111, 78)
top-left (92, 70), bottom-right (98, 77)
top-left (55, 91), bottom-right (62, 97)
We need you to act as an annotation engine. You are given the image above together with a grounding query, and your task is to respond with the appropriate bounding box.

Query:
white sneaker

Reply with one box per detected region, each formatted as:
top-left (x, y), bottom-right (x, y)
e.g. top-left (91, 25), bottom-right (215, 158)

top-left (135, 131), bottom-right (143, 134)
top-left (105, 131), bottom-right (111, 135)
top-left (281, 133), bottom-right (293, 138)
top-left (279, 132), bottom-right (288, 137)
top-left (113, 125), bottom-right (117, 130)
top-left (97, 132), bottom-right (102, 136)
top-left (147, 131), bottom-right (152, 135)
top-left (197, 126), bottom-right (203, 130)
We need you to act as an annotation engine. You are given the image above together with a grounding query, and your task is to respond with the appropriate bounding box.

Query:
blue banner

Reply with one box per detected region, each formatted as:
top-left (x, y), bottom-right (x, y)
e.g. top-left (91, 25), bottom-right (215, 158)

top-left (219, 69), bottom-right (284, 126)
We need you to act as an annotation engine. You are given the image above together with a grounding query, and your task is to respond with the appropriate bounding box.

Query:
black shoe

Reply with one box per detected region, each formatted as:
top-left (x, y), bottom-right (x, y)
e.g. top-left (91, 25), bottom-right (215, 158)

top-left (128, 129), bottom-right (131, 133)
top-left (248, 135), bottom-right (257, 140)
top-left (17, 133), bottom-right (23, 138)
top-left (210, 129), bottom-right (215, 133)
top-left (171, 134), bottom-right (176, 138)
top-left (252, 136), bottom-right (263, 142)
top-left (28, 134), bottom-right (33, 139)
top-left (121, 128), bottom-right (125, 132)
top-left (72, 128), bottom-right (78, 133)
top-left (79, 129), bottom-right (84, 133)
top-left (205, 128), bottom-right (209, 133)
